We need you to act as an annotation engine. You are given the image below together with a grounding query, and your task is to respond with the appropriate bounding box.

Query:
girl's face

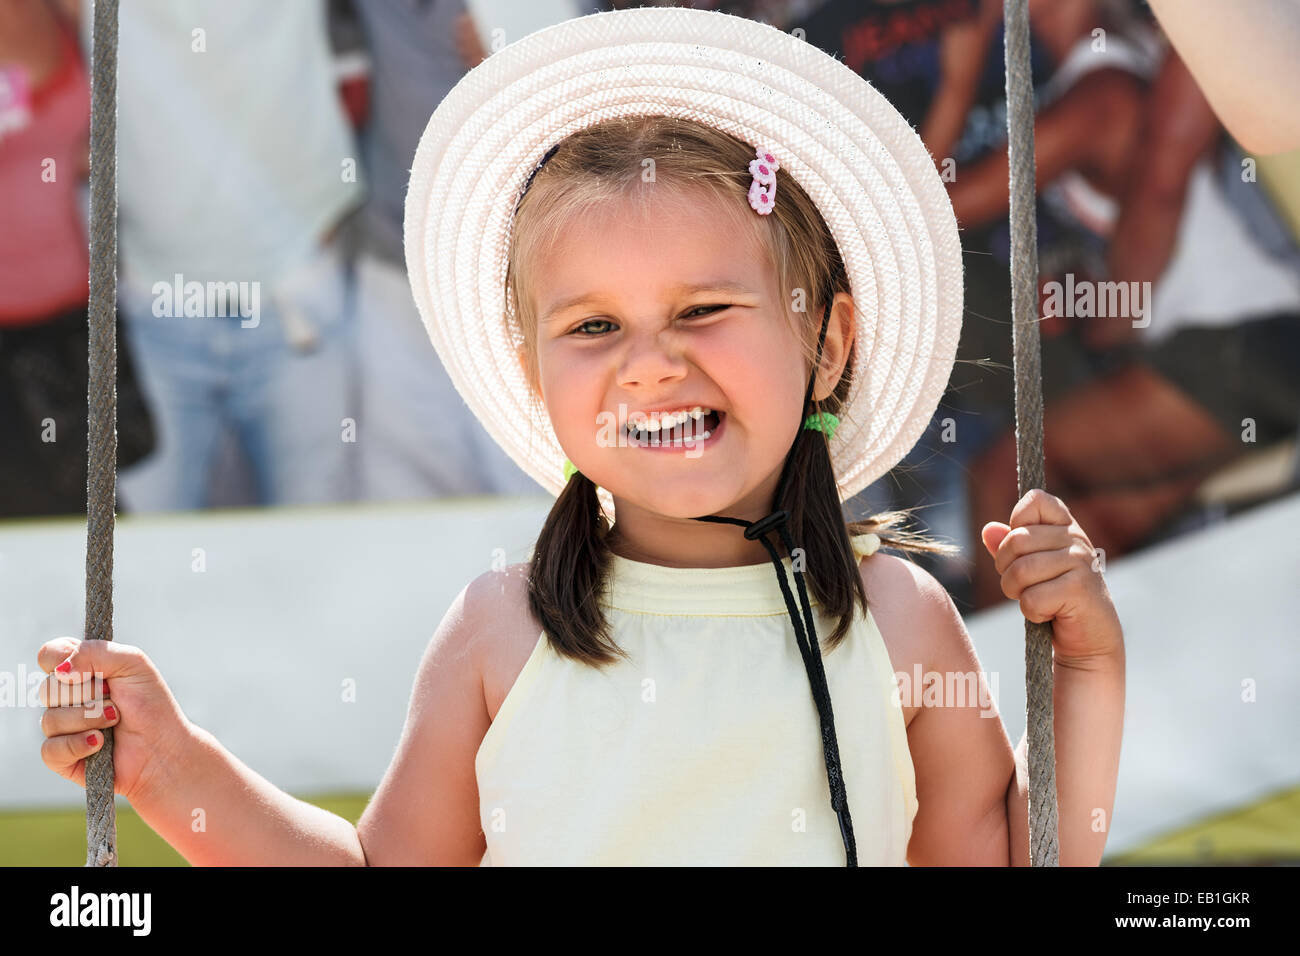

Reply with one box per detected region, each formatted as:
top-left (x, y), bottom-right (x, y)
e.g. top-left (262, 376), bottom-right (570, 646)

top-left (531, 190), bottom-right (854, 564)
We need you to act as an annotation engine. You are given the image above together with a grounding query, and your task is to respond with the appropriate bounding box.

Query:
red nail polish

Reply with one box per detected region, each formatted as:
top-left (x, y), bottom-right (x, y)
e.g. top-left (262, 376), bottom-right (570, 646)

top-left (86, 733), bottom-right (97, 746)
top-left (104, 705), bottom-right (117, 721)
top-left (56, 658), bottom-right (72, 674)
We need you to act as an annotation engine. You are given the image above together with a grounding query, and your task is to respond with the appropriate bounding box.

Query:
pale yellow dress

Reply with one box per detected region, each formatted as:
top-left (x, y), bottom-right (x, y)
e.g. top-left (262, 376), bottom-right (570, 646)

top-left (475, 532), bottom-right (918, 865)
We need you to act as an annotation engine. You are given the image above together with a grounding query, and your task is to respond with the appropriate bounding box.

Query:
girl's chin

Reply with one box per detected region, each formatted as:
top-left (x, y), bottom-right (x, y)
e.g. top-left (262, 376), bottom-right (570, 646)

top-left (610, 482), bottom-right (750, 521)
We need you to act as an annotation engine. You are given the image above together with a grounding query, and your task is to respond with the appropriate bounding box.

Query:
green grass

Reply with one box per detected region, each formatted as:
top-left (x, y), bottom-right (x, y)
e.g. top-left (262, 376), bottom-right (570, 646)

top-left (1105, 782), bottom-right (1300, 866)
top-left (8, 785), bottom-right (1297, 865)
top-left (0, 792), bottom-right (371, 866)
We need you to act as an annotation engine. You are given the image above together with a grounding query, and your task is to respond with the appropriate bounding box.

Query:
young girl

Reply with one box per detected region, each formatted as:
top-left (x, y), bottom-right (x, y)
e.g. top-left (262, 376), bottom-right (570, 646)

top-left (36, 7), bottom-right (1124, 866)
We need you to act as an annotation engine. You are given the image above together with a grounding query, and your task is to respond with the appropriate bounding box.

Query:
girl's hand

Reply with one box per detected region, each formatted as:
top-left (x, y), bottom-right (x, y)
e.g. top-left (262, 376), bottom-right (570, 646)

top-left (37, 637), bottom-right (193, 805)
top-left (980, 489), bottom-right (1124, 667)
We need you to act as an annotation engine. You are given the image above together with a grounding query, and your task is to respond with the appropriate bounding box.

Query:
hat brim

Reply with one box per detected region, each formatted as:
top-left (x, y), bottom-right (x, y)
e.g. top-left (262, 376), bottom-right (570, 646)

top-left (404, 6), bottom-right (963, 517)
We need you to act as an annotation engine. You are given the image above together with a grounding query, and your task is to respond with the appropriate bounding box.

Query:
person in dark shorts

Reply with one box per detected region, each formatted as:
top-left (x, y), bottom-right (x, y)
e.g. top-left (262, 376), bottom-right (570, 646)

top-left (969, 311), bottom-right (1299, 606)
top-left (1143, 313), bottom-right (1300, 450)
top-left (964, 24), bottom-right (1300, 609)
top-left (0, 0), bottom-right (154, 519)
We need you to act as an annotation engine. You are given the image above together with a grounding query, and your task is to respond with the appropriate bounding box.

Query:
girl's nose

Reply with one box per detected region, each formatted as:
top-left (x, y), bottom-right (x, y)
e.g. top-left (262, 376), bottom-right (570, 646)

top-left (616, 333), bottom-right (689, 390)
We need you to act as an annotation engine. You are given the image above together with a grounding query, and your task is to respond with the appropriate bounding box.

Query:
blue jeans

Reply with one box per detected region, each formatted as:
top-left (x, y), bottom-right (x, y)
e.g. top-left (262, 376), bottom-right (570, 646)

top-left (116, 240), bottom-right (357, 512)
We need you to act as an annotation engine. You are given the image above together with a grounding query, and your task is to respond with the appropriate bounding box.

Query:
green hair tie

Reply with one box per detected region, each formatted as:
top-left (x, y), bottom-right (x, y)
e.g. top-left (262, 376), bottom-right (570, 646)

top-left (803, 410), bottom-right (839, 440)
top-left (563, 458), bottom-right (579, 482)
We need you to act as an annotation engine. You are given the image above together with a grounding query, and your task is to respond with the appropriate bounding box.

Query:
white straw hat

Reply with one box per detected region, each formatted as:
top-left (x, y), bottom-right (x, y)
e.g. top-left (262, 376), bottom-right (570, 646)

top-left (404, 6), bottom-right (963, 516)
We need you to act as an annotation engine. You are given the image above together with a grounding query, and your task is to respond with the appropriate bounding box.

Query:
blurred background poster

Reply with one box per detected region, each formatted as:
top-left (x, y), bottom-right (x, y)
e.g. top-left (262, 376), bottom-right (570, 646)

top-left (466, 0), bottom-right (584, 50)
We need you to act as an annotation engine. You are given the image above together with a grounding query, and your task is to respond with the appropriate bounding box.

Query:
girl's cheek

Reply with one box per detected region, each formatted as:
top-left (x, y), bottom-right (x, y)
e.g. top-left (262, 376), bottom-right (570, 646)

top-left (700, 335), bottom-right (776, 407)
top-left (542, 373), bottom-right (601, 449)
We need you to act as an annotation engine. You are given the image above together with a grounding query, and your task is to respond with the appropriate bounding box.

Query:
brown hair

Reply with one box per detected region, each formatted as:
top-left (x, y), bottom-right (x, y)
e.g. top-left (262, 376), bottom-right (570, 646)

top-left (506, 114), bottom-right (960, 666)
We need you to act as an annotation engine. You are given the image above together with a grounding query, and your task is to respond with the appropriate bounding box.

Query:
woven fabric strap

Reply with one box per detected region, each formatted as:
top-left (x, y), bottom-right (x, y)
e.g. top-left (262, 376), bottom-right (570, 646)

top-left (1003, 0), bottom-right (1061, 866)
top-left (85, 0), bottom-right (119, 869)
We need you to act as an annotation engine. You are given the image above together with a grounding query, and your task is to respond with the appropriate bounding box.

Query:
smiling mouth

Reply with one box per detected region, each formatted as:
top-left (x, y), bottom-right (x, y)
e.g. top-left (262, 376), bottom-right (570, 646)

top-left (624, 410), bottom-right (723, 446)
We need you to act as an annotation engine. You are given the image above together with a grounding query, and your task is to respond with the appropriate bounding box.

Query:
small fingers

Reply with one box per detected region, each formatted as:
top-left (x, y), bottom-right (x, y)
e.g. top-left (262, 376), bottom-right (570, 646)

top-left (40, 728), bottom-right (105, 782)
top-left (1008, 488), bottom-right (1073, 530)
top-left (42, 637), bottom-right (148, 691)
top-left (993, 524), bottom-right (1074, 576)
top-left (39, 672), bottom-right (107, 709)
top-left (37, 636), bottom-right (82, 674)
top-left (1016, 570), bottom-right (1086, 624)
top-left (1000, 548), bottom-right (1077, 601)
top-left (41, 698), bottom-right (119, 739)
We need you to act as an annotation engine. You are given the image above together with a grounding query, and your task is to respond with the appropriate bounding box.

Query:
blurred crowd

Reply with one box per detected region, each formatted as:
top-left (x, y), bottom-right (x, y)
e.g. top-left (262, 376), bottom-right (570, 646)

top-left (2, 0), bottom-right (1298, 610)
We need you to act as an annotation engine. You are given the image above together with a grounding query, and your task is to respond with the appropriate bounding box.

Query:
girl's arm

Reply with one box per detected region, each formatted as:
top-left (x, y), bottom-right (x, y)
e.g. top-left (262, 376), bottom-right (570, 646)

top-left (354, 571), bottom-right (502, 866)
top-left (40, 638), bottom-right (366, 866)
top-left (895, 489), bottom-right (1124, 866)
top-left (128, 723), bottom-right (367, 866)
top-left (133, 570), bottom-right (498, 866)
top-left (1004, 651), bottom-right (1125, 867)
top-left (885, 554), bottom-right (1024, 865)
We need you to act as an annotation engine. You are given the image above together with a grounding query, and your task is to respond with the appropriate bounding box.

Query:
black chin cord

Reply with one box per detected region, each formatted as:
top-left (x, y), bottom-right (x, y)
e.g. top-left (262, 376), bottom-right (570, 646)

top-left (690, 299), bottom-right (858, 866)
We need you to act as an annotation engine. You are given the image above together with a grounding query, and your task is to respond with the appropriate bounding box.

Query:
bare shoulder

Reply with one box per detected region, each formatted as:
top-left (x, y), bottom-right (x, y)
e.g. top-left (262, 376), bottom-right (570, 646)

top-left (857, 548), bottom-right (972, 728)
top-left (463, 562), bottom-right (546, 721)
top-left (357, 564), bottom-right (541, 864)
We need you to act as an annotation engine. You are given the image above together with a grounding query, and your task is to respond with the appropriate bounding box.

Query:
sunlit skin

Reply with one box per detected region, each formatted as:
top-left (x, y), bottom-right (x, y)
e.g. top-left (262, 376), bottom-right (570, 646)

top-left (530, 190), bottom-right (855, 569)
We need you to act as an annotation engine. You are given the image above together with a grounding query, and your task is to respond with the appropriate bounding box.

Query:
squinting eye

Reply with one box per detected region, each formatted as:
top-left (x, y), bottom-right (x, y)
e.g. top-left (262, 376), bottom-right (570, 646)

top-left (571, 318), bottom-right (615, 336)
top-left (570, 306), bottom-right (725, 336)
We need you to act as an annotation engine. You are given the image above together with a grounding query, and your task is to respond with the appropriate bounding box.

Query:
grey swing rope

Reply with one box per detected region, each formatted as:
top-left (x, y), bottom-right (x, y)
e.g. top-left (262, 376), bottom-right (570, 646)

top-left (85, 0), bottom-right (120, 868)
top-left (79, 0), bottom-right (1058, 866)
top-left (1003, 0), bottom-right (1061, 866)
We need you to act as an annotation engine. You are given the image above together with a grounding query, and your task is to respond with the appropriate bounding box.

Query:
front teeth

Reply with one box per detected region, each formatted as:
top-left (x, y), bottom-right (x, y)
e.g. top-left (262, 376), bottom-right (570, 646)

top-left (628, 407), bottom-right (714, 442)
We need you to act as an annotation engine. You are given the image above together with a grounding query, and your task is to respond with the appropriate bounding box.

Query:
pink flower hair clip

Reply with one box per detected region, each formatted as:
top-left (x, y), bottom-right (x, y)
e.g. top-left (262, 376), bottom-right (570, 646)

top-left (747, 146), bottom-right (779, 215)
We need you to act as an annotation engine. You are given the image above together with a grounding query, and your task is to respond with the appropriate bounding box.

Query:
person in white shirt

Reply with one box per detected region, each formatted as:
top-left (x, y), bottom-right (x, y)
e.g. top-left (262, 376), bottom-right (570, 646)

top-left (96, 0), bottom-right (364, 511)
